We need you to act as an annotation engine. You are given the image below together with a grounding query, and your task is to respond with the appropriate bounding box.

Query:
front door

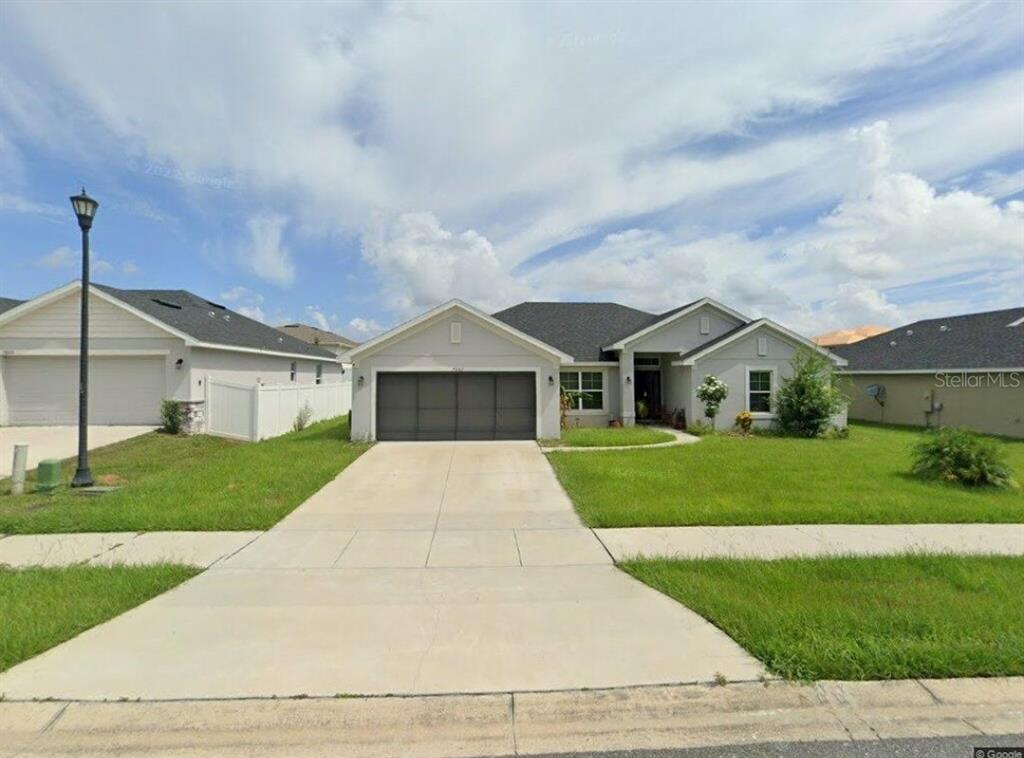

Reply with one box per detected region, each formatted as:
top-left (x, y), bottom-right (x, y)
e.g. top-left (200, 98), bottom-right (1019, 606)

top-left (635, 370), bottom-right (661, 421)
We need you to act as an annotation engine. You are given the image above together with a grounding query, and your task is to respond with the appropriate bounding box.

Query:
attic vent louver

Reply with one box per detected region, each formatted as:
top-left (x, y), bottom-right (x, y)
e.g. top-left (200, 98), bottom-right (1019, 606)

top-left (208, 311), bottom-right (216, 318)
top-left (151, 298), bottom-right (182, 310)
top-left (223, 314), bottom-right (231, 321)
top-left (939, 325), bottom-right (949, 332)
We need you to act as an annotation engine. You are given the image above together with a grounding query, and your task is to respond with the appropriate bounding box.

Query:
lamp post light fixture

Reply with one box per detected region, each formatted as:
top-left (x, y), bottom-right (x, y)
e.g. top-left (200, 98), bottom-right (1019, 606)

top-left (69, 188), bottom-right (99, 488)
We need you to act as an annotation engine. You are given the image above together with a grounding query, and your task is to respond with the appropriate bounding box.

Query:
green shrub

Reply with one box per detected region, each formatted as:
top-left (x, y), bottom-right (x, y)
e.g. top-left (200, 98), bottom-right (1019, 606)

top-left (159, 399), bottom-right (183, 435)
top-left (774, 350), bottom-right (848, 438)
top-left (912, 427), bottom-right (1016, 489)
top-left (687, 420), bottom-right (714, 436)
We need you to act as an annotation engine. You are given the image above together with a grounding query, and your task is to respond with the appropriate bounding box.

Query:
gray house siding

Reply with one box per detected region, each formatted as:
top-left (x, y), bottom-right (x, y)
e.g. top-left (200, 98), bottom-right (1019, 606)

top-left (689, 325), bottom-right (847, 430)
top-left (350, 311), bottom-right (561, 441)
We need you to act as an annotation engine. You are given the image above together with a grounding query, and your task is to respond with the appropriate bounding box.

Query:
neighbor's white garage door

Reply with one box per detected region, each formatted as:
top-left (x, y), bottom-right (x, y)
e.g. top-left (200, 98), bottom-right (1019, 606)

top-left (4, 356), bottom-right (165, 425)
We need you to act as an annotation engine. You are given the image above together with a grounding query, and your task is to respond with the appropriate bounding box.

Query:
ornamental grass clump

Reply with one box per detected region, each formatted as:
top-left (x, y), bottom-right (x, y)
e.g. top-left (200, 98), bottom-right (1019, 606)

top-left (912, 426), bottom-right (1017, 489)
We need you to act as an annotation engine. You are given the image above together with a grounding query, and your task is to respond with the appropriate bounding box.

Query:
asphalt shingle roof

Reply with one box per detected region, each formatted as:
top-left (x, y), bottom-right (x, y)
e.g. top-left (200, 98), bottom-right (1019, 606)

top-left (277, 323), bottom-right (359, 349)
top-left (492, 300), bottom-right (702, 361)
top-left (93, 284), bottom-right (336, 360)
top-left (834, 307), bottom-right (1024, 371)
top-left (0, 297), bottom-right (24, 315)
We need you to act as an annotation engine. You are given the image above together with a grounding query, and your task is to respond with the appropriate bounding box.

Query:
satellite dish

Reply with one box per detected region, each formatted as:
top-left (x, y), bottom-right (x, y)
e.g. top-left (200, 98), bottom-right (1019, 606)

top-left (866, 383), bottom-right (886, 405)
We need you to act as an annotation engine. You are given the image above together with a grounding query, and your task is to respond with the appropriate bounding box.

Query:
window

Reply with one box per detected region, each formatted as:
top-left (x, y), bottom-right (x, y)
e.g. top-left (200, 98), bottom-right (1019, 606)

top-left (635, 356), bottom-right (660, 368)
top-left (699, 316), bottom-right (710, 334)
top-left (560, 370), bottom-right (604, 411)
top-left (315, 363), bottom-right (323, 385)
top-left (748, 369), bottom-right (772, 413)
top-left (290, 362), bottom-right (297, 382)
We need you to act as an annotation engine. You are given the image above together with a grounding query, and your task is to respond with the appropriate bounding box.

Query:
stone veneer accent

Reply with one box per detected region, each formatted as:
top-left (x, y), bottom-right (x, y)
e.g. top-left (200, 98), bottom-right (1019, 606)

top-left (177, 400), bottom-right (206, 436)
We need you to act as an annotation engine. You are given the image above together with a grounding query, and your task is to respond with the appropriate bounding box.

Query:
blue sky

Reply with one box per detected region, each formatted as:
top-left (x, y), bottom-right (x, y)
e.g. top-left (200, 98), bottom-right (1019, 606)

top-left (1, 1), bottom-right (1021, 338)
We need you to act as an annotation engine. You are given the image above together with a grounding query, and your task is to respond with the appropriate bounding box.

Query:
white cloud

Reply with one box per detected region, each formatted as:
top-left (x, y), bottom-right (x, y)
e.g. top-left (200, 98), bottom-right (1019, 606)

top-left (0, 192), bottom-right (63, 218)
top-left (2, 3), bottom-right (1021, 328)
top-left (218, 285), bottom-right (265, 322)
top-left (120, 260), bottom-right (139, 275)
top-left (239, 213), bottom-right (294, 287)
top-left (304, 305), bottom-right (331, 331)
top-left (361, 212), bottom-right (527, 316)
top-left (37, 245), bottom-right (73, 268)
top-left (347, 317), bottom-right (384, 338)
top-left (92, 259), bottom-right (114, 274)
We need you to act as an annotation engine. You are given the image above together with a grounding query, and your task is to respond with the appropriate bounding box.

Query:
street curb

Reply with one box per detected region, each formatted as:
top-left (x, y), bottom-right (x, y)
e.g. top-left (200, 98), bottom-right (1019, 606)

top-left (1, 677), bottom-right (1020, 757)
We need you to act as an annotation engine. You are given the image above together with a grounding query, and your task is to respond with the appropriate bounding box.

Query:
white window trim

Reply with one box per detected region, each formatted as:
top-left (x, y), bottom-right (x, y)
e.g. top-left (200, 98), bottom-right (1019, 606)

top-left (560, 369), bottom-right (607, 414)
top-left (745, 365), bottom-right (776, 418)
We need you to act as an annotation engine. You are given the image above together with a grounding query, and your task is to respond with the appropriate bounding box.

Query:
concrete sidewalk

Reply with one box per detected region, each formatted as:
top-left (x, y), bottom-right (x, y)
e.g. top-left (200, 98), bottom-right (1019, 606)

top-left (0, 531), bottom-right (261, 568)
top-left (5, 522), bottom-right (1020, 568)
top-left (1, 677), bottom-right (1020, 758)
top-left (596, 523), bottom-right (1024, 560)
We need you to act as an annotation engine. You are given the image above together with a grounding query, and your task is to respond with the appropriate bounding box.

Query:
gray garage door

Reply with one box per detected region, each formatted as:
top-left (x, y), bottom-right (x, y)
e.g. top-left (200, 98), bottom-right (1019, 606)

top-left (376, 372), bottom-right (535, 440)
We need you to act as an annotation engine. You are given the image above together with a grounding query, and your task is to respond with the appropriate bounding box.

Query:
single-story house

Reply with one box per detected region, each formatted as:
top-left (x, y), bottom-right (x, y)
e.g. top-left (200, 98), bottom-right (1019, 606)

top-left (277, 323), bottom-right (359, 357)
top-left (835, 307), bottom-right (1024, 439)
top-left (0, 280), bottom-right (340, 428)
top-left (344, 298), bottom-right (847, 441)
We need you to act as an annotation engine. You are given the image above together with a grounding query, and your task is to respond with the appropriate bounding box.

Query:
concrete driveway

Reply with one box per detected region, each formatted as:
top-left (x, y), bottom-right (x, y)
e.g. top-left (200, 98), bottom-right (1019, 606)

top-left (0, 442), bottom-right (763, 699)
top-left (0, 426), bottom-right (154, 477)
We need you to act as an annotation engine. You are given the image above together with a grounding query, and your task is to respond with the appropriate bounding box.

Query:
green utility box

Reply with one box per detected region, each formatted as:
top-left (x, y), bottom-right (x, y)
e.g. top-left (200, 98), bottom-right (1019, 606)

top-left (36, 459), bottom-right (63, 493)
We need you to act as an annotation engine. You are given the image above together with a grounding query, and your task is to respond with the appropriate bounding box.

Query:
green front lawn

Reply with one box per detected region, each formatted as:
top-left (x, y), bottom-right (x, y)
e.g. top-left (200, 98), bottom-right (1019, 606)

top-left (548, 423), bottom-right (1024, 526)
top-left (0, 564), bottom-right (199, 672)
top-left (544, 426), bottom-right (676, 448)
top-left (0, 418), bottom-right (369, 533)
top-left (622, 555), bottom-right (1024, 680)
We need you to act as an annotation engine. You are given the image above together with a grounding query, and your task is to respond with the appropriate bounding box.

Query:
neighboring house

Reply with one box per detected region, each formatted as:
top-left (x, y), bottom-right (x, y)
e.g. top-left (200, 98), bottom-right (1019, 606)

top-left (814, 325), bottom-right (888, 347)
top-left (0, 297), bottom-right (24, 316)
top-left (835, 307), bottom-right (1024, 439)
top-left (277, 323), bottom-right (359, 357)
top-left (344, 298), bottom-right (846, 441)
top-left (0, 281), bottom-right (340, 427)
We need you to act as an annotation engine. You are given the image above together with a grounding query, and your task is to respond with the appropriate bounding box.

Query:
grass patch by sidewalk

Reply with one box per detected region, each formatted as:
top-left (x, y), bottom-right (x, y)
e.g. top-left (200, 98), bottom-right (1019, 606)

top-left (543, 426), bottom-right (676, 448)
top-left (0, 564), bottom-right (199, 672)
top-left (622, 554), bottom-right (1024, 681)
top-left (549, 423), bottom-right (1024, 526)
top-left (0, 418), bottom-right (369, 533)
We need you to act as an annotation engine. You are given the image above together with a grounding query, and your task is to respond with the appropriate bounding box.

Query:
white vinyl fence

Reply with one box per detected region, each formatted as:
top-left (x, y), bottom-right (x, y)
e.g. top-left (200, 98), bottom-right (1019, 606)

top-left (205, 376), bottom-right (350, 442)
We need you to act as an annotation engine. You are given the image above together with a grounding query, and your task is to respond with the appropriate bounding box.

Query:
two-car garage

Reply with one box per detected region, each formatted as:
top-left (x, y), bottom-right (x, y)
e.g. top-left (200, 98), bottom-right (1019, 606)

top-left (376, 372), bottom-right (535, 440)
top-left (2, 356), bottom-right (165, 425)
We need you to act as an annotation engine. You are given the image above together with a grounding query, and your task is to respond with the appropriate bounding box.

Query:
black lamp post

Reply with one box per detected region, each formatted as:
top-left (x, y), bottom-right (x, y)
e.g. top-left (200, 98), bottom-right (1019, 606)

top-left (69, 188), bottom-right (99, 488)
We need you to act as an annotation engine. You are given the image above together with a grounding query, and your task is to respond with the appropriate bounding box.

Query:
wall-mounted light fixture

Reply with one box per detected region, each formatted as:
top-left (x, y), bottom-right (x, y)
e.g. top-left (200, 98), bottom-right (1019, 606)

top-left (547, 375), bottom-right (554, 386)
top-left (358, 375), bottom-right (365, 387)
top-left (174, 358), bottom-right (184, 370)
top-left (626, 376), bottom-right (632, 384)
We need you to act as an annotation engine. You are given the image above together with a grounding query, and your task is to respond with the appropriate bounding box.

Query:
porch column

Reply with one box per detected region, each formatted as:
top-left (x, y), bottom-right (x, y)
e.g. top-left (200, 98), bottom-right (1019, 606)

top-left (619, 349), bottom-right (635, 426)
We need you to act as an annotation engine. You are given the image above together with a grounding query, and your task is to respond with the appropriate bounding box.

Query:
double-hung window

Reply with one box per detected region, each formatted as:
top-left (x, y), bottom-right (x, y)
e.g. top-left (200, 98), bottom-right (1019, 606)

top-left (560, 370), bottom-right (604, 411)
top-left (290, 362), bottom-right (297, 382)
top-left (315, 363), bottom-right (323, 385)
top-left (747, 369), bottom-right (772, 413)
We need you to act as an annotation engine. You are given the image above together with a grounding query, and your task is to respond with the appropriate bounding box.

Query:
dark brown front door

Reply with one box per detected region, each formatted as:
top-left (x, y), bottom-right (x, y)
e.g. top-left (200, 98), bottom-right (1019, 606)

top-left (635, 370), bottom-right (661, 420)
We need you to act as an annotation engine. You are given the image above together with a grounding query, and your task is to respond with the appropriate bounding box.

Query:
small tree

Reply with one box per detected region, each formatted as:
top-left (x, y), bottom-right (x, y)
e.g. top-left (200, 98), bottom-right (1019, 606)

top-left (774, 349), bottom-right (848, 437)
top-left (695, 375), bottom-right (728, 429)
